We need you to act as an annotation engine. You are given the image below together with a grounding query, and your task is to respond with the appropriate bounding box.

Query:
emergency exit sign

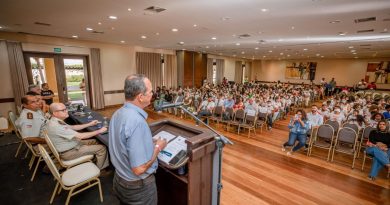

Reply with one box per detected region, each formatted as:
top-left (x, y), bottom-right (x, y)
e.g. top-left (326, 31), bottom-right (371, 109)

top-left (54, 48), bottom-right (62, 53)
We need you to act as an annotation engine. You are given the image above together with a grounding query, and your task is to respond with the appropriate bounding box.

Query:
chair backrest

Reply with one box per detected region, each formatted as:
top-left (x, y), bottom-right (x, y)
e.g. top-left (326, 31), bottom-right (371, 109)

top-left (245, 114), bottom-right (256, 125)
top-left (213, 106), bottom-right (223, 116)
top-left (342, 123), bottom-right (359, 134)
top-left (43, 132), bottom-right (63, 167)
top-left (246, 109), bottom-right (256, 117)
top-left (37, 144), bottom-right (62, 183)
top-left (316, 124), bottom-right (334, 139)
top-left (8, 111), bottom-right (17, 130)
top-left (325, 120), bottom-right (339, 134)
top-left (257, 112), bottom-right (267, 121)
top-left (362, 126), bottom-right (375, 140)
top-left (225, 107), bottom-right (234, 116)
top-left (336, 127), bottom-right (357, 144)
top-left (234, 109), bottom-right (245, 121)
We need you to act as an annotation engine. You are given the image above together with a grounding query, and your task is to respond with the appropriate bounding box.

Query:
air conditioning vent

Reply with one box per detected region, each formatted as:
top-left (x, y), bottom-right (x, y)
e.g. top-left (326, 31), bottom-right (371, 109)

top-left (34, 22), bottom-right (51, 26)
top-left (360, 44), bottom-right (371, 47)
top-left (354, 17), bottom-right (376, 23)
top-left (92, 31), bottom-right (104, 34)
top-left (383, 18), bottom-right (390, 21)
top-left (144, 6), bottom-right (166, 14)
top-left (357, 29), bottom-right (374, 33)
top-left (258, 40), bottom-right (266, 43)
top-left (238, 34), bottom-right (251, 38)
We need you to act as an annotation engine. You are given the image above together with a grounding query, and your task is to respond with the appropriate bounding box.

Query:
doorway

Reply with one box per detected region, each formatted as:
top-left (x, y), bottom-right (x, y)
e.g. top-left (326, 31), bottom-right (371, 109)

top-left (24, 53), bottom-right (90, 106)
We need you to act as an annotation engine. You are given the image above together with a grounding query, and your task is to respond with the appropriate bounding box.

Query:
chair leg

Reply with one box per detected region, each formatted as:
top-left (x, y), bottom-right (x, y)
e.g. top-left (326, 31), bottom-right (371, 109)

top-left (24, 148), bottom-right (30, 159)
top-left (98, 179), bottom-right (104, 202)
top-left (31, 156), bottom-right (42, 181)
top-left (361, 154), bottom-right (366, 171)
top-left (65, 188), bottom-right (73, 205)
top-left (351, 153), bottom-right (356, 169)
top-left (50, 182), bottom-right (60, 204)
top-left (29, 155), bottom-right (36, 170)
top-left (14, 141), bottom-right (23, 158)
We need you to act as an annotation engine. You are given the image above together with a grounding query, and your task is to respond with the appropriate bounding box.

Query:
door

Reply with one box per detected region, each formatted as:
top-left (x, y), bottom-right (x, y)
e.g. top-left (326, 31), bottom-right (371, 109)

top-left (24, 53), bottom-right (90, 106)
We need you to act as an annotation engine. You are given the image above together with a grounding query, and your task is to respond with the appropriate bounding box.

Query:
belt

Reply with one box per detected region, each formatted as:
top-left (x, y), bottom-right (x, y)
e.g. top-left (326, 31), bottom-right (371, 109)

top-left (115, 172), bottom-right (155, 187)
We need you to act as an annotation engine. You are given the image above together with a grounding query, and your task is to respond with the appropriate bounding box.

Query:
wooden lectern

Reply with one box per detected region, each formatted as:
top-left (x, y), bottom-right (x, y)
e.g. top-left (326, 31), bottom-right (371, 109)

top-left (149, 119), bottom-right (216, 205)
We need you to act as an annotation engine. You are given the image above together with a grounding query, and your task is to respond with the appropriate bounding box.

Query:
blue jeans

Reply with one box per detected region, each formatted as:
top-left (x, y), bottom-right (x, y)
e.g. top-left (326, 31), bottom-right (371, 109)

top-left (366, 146), bottom-right (390, 178)
top-left (283, 132), bottom-right (307, 152)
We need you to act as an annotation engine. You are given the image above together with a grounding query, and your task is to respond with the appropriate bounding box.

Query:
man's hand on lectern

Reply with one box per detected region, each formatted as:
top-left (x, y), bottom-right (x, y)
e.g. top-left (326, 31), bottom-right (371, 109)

top-left (155, 137), bottom-right (168, 151)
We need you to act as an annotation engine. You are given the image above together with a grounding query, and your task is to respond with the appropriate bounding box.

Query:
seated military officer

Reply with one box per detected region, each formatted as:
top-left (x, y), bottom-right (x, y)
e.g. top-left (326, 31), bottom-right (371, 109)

top-left (47, 103), bottom-right (109, 170)
top-left (15, 95), bottom-right (47, 144)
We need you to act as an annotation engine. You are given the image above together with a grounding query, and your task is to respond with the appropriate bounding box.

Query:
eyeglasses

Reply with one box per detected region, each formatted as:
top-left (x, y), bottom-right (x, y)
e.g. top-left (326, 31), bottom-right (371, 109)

top-left (55, 108), bottom-right (67, 112)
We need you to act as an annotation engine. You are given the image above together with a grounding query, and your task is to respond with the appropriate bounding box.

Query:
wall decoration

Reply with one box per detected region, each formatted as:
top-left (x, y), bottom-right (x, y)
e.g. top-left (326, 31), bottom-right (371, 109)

top-left (285, 62), bottom-right (317, 80)
top-left (366, 61), bottom-right (390, 84)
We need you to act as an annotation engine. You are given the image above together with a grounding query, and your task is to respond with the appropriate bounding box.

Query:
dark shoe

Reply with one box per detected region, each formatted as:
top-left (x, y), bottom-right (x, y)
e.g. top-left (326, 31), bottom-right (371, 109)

top-left (368, 176), bottom-right (375, 181)
top-left (100, 168), bottom-right (113, 177)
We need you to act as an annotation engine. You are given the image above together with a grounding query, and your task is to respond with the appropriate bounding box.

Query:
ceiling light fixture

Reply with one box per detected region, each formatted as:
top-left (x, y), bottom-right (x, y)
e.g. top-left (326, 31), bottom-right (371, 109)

top-left (0, 26), bottom-right (3, 29)
top-left (350, 50), bottom-right (356, 52)
top-left (98, 22), bottom-right (102, 25)
top-left (348, 46), bottom-right (354, 49)
top-left (291, 26), bottom-right (295, 30)
top-left (120, 40), bottom-right (125, 43)
top-left (72, 35), bottom-right (78, 38)
top-left (268, 50), bottom-right (272, 53)
top-left (128, 8), bottom-right (132, 11)
top-left (172, 28), bottom-right (178, 32)
top-left (221, 17), bottom-right (231, 21)
top-left (236, 43), bottom-right (240, 46)
top-left (261, 8), bottom-right (268, 12)
top-left (206, 46), bottom-right (209, 48)
top-left (329, 20), bottom-right (341, 24)
top-left (86, 27), bottom-right (93, 31)
top-left (255, 47), bottom-right (259, 50)
top-left (179, 41), bottom-right (184, 45)
top-left (141, 35), bottom-right (147, 39)
top-left (241, 51), bottom-right (245, 54)
top-left (155, 32), bottom-right (159, 35)
top-left (211, 37), bottom-right (217, 40)
top-left (109, 16), bottom-right (118, 20)
top-left (303, 48), bottom-right (308, 51)
top-left (338, 32), bottom-right (347, 36)
top-left (193, 24), bottom-right (197, 27)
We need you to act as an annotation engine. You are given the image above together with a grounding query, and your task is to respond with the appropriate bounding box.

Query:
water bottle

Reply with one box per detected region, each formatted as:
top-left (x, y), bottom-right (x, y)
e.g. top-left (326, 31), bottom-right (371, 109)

top-left (103, 117), bottom-right (108, 128)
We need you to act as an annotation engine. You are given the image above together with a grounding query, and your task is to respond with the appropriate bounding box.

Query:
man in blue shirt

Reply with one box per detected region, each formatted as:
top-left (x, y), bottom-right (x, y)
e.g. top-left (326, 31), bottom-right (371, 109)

top-left (383, 105), bottom-right (390, 120)
top-left (109, 74), bottom-right (167, 205)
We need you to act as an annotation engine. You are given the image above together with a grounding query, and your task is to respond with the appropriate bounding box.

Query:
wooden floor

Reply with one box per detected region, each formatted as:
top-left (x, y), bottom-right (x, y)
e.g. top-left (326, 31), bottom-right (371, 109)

top-left (99, 106), bottom-right (390, 205)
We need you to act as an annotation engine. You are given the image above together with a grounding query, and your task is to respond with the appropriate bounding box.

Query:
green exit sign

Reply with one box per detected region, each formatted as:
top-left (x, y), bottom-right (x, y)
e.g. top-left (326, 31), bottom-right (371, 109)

top-left (54, 48), bottom-right (62, 53)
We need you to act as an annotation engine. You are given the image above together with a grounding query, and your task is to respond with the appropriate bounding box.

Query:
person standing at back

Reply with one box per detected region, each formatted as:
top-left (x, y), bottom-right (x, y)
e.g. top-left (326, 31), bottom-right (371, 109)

top-left (109, 74), bottom-right (167, 205)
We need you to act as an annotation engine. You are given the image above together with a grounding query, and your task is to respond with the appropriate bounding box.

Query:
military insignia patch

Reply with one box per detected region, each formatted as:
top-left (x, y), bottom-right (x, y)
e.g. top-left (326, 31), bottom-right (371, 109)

top-left (27, 112), bottom-right (33, 119)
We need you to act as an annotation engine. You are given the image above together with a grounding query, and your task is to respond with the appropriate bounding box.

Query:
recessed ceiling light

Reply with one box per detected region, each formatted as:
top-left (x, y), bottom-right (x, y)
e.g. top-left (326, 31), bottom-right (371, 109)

top-left (338, 32), bottom-right (347, 36)
top-left (280, 53), bottom-right (284, 55)
top-left (261, 8), bottom-right (268, 12)
top-left (291, 26), bottom-right (295, 30)
top-left (120, 40), bottom-right (125, 43)
top-left (278, 39), bottom-right (283, 42)
top-left (219, 53), bottom-right (222, 55)
top-left (128, 8), bottom-right (132, 11)
top-left (354, 56), bottom-right (358, 58)
top-left (236, 43), bottom-right (240, 46)
top-left (233, 54), bottom-right (237, 57)
top-left (348, 46), bottom-right (354, 49)
top-left (172, 28), bottom-right (179, 32)
top-left (72, 35), bottom-right (78, 38)
top-left (268, 50), bottom-right (272, 53)
top-left (0, 26), bottom-right (3, 29)
top-left (350, 50), bottom-right (356, 52)
top-left (193, 24), bottom-right (197, 27)
top-left (329, 20), bottom-right (341, 24)
top-left (287, 54), bottom-right (290, 57)
top-left (141, 35), bottom-right (147, 39)
top-left (98, 22), bottom-right (102, 25)
top-left (86, 27), bottom-right (93, 31)
top-left (111, 27), bottom-right (115, 30)
top-left (263, 56), bottom-right (266, 58)
top-left (179, 41), bottom-right (184, 45)
top-left (321, 56), bottom-right (324, 58)
top-left (109, 16), bottom-right (118, 20)
top-left (303, 48), bottom-right (308, 51)
top-left (352, 53), bottom-right (357, 55)
top-left (241, 51), bottom-right (245, 54)
top-left (155, 32), bottom-right (160, 35)
top-left (221, 17), bottom-right (231, 21)
top-left (255, 47), bottom-right (259, 50)
top-left (316, 54), bottom-right (320, 56)
top-left (205, 46), bottom-right (209, 48)
top-left (211, 37), bottom-right (217, 40)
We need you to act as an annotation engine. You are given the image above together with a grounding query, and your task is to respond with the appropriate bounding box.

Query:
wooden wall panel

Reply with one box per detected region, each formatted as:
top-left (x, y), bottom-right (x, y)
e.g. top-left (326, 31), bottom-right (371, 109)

top-left (183, 51), bottom-right (194, 87)
top-left (194, 53), bottom-right (207, 88)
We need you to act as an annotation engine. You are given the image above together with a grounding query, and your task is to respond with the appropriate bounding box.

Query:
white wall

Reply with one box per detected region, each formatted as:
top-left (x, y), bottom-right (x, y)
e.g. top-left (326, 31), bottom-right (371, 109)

top-left (207, 54), bottom-right (252, 82)
top-left (0, 31), bottom-right (175, 108)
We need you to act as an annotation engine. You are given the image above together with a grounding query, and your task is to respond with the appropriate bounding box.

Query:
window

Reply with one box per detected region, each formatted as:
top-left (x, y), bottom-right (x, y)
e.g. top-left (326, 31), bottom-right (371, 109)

top-left (242, 64), bottom-right (246, 83)
top-left (161, 54), bottom-right (165, 86)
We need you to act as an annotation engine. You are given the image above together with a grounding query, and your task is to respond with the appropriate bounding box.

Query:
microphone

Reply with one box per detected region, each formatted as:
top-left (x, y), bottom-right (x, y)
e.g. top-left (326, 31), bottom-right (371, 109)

top-left (155, 102), bottom-right (184, 111)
